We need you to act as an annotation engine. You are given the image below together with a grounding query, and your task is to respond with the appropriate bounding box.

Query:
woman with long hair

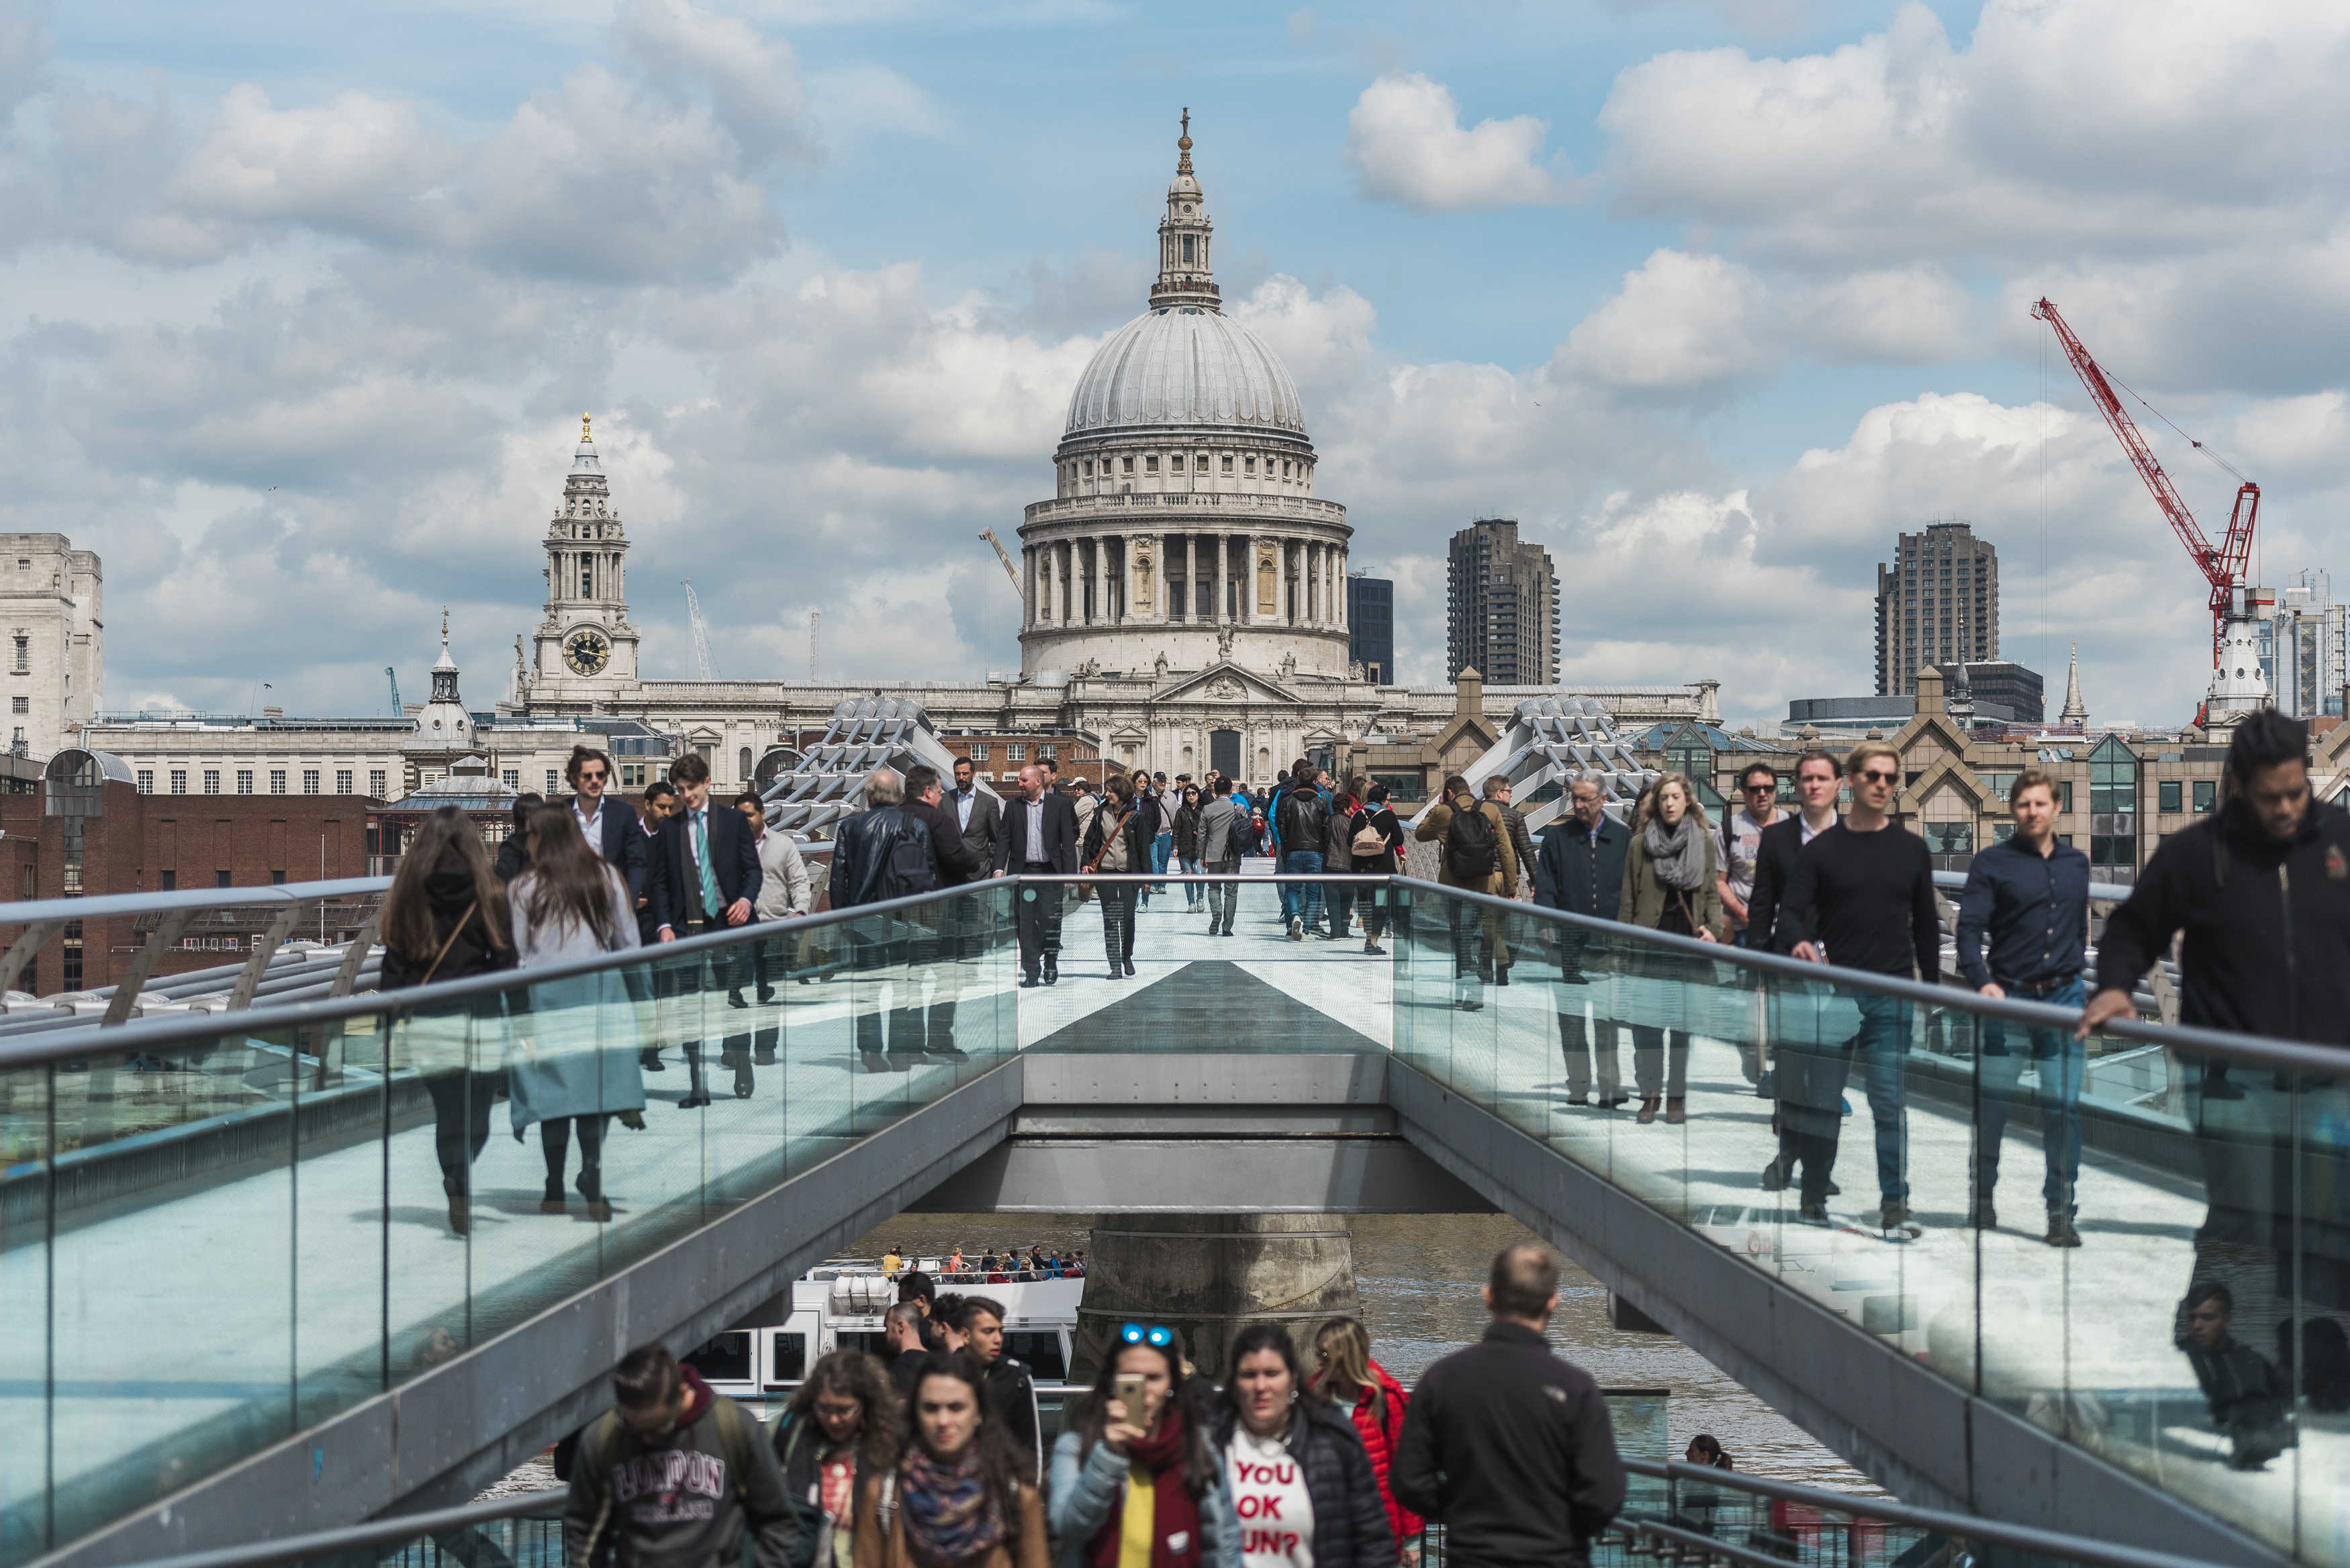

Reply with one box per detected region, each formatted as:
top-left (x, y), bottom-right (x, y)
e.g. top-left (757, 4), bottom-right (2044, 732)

top-left (1308, 1318), bottom-right (1420, 1564)
top-left (379, 807), bottom-right (516, 1236)
top-left (853, 1352), bottom-right (1045, 1568)
top-left (1081, 774), bottom-right (1149, 980)
top-left (1048, 1332), bottom-right (1240, 1568)
top-left (1173, 783), bottom-right (1205, 912)
top-left (1618, 773), bottom-right (1724, 1124)
top-left (1345, 787), bottom-right (1407, 956)
top-left (774, 1349), bottom-right (905, 1567)
top-left (493, 791), bottom-right (545, 881)
top-left (1216, 1324), bottom-right (1393, 1568)
top-left (506, 803), bottom-right (646, 1220)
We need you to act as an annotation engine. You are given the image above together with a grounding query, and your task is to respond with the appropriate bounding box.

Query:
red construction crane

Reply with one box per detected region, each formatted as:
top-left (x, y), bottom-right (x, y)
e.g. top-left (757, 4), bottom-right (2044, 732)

top-left (2031, 297), bottom-right (2258, 664)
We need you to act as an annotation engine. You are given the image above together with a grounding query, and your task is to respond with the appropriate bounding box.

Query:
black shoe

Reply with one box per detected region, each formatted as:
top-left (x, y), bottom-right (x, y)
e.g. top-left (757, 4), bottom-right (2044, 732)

top-left (2044, 1213), bottom-right (2082, 1248)
top-left (576, 1168), bottom-right (612, 1222)
top-left (1760, 1157), bottom-right (1790, 1193)
top-left (677, 1091), bottom-right (712, 1110)
top-left (1020, 975), bottom-right (1041, 988)
top-left (1221, 925), bottom-right (1233, 937)
top-left (753, 1047), bottom-right (777, 1065)
top-left (757, 986), bottom-right (778, 1003)
top-left (727, 990), bottom-right (749, 1010)
top-left (1124, 959), bottom-right (1137, 976)
top-left (1043, 956), bottom-right (1060, 985)
top-left (861, 1050), bottom-right (893, 1073)
top-left (639, 1049), bottom-right (665, 1071)
top-left (1364, 942), bottom-right (1386, 954)
top-left (1799, 1203), bottom-right (1831, 1226)
top-left (1566, 1092), bottom-right (1590, 1106)
top-left (733, 1070), bottom-right (755, 1099)
top-left (539, 1185), bottom-right (566, 1215)
top-left (1971, 1197), bottom-right (1998, 1230)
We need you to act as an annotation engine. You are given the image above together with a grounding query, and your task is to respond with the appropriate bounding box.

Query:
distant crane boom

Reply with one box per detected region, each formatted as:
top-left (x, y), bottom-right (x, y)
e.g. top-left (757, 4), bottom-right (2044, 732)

top-left (682, 580), bottom-right (720, 681)
top-left (978, 530), bottom-right (1023, 601)
top-left (385, 666), bottom-right (402, 717)
top-left (2031, 297), bottom-right (2259, 662)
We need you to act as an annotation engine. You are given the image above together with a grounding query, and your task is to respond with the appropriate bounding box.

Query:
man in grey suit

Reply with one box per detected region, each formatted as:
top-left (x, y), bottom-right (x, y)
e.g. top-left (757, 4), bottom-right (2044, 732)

top-left (950, 756), bottom-right (1002, 871)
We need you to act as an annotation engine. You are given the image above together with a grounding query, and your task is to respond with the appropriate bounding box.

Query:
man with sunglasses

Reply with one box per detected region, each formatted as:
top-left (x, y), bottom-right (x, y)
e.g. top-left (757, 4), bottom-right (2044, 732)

top-left (1717, 763), bottom-right (1780, 947)
top-left (1775, 740), bottom-right (1940, 1236)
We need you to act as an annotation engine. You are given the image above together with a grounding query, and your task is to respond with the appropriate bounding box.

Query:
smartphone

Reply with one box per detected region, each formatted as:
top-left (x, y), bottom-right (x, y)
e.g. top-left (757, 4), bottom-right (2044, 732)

top-left (1112, 1373), bottom-right (1149, 1422)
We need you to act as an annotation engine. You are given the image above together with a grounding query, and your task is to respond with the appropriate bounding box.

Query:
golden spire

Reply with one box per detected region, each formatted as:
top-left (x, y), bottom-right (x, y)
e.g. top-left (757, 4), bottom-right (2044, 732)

top-left (441, 606), bottom-right (449, 642)
top-left (581, 412), bottom-right (592, 444)
top-left (1176, 108), bottom-right (1192, 176)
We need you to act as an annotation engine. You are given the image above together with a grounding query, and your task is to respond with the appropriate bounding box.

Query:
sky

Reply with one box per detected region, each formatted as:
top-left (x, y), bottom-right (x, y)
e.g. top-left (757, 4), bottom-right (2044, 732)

top-left (7, 0), bottom-right (2350, 730)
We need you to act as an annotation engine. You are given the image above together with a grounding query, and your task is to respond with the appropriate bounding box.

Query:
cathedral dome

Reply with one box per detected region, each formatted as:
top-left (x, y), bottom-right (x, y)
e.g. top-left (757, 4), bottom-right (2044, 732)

top-left (1064, 307), bottom-right (1306, 440)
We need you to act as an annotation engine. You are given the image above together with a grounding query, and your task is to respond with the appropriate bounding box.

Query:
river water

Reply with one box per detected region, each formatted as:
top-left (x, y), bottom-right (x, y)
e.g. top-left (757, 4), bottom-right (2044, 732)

top-left (847, 1210), bottom-right (1873, 1491)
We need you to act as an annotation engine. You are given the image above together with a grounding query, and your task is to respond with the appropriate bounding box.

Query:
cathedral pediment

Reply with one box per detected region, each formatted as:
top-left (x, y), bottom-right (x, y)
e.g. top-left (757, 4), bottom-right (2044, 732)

top-left (1149, 661), bottom-right (1301, 705)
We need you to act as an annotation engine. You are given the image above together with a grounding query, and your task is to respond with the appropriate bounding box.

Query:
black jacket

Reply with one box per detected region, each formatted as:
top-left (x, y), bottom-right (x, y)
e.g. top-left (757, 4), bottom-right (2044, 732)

top-left (1274, 784), bottom-right (1329, 857)
top-left (379, 860), bottom-right (517, 995)
top-left (995, 791), bottom-right (1081, 875)
top-left (986, 1355), bottom-right (1043, 1479)
top-left (1215, 1401), bottom-right (1395, 1568)
top-left (1345, 804), bottom-right (1405, 874)
top-left (1172, 803), bottom-right (1201, 856)
top-left (903, 797), bottom-right (986, 889)
top-left (653, 803), bottom-right (764, 934)
top-left (2096, 798), bottom-right (2350, 1044)
top-left (574, 794), bottom-right (652, 903)
top-left (1742, 814), bottom-right (1819, 956)
top-left (1534, 816), bottom-right (1630, 923)
top-left (827, 806), bottom-right (933, 910)
top-left (493, 836), bottom-right (531, 883)
top-left (889, 1347), bottom-right (927, 1403)
top-left (773, 1410), bottom-right (874, 1565)
top-left (1389, 1322), bottom-right (1626, 1568)
top-left (949, 787), bottom-right (1003, 873)
top-left (1081, 802), bottom-right (1151, 873)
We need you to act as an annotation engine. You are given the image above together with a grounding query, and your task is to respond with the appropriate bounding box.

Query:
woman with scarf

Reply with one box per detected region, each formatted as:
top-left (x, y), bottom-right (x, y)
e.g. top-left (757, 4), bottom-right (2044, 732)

top-left (1215, 1324), bottom-right (1393, 1568)
top-left (1307, 1317), bottom-right (1420, 1565)
top-left (1082, 775), bottom-right (1150, 979)
top-left (854, 1353), bottom-right (1045, 1568)
top-left (1048, 1332), bottom-right (1241, 1568)
top-left (1617, 773), bottom-right (1724, 1124)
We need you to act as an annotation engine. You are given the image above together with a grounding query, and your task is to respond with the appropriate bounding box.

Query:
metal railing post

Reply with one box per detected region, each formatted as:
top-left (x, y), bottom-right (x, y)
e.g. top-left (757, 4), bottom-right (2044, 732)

top-left (226, 899), bottom-right (320, 1011)
top-left (101, 908), bottom-right (197, 1026)
top-left (0, 917), bottom-right (62, 1006)
top-left (326, 906), bottom-right (381, 999)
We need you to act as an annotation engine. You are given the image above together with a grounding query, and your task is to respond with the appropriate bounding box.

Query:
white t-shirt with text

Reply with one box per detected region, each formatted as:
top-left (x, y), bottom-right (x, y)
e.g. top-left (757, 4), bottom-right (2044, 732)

top-left (1227, 1426), bottom-right (1315, 1568)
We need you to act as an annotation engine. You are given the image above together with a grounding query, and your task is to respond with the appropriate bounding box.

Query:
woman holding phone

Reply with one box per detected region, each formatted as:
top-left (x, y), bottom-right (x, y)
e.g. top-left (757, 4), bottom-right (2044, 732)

top-left (1082, 774), bottom-right (1150, 979)
top-left (1048, 1331), bottom-right (1240, 1567)
top-left (1215, 1325), bottom-right (1394, 1568)
top-left (853, 1353), bottom-right (1045, 1568)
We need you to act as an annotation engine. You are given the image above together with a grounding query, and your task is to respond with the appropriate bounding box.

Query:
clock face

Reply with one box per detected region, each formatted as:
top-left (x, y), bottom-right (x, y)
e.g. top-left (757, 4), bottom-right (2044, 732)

top-left (564, 629), bottom-right (611, 677)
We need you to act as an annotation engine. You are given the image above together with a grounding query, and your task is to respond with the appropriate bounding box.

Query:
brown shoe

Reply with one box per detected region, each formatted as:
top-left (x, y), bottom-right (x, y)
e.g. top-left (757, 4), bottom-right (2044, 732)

top-left (1664, 1097), bottom-right (1687, 1125)
top-left (1637, 1095), bottom-right (1660, 1124)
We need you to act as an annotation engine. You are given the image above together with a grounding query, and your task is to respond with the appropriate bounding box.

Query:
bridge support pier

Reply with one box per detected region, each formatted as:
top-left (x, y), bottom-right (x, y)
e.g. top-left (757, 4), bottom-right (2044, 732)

top-left (1071, 1214), bottom-right (1360, 1383)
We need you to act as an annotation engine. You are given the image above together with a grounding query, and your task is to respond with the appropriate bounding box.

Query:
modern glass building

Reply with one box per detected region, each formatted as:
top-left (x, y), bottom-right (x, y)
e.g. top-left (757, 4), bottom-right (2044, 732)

top-left (1347, 573), bottom-right (1394, 684)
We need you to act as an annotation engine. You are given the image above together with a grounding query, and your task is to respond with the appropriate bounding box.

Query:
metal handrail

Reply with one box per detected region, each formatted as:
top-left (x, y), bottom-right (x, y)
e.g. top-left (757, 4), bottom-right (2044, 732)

top-left (1620, 1459), bottom-right (2230, 1568)
top-left (115, 1488), bottom-right (567, 1568)
top-left (0, 875), bottom-right (389, 926)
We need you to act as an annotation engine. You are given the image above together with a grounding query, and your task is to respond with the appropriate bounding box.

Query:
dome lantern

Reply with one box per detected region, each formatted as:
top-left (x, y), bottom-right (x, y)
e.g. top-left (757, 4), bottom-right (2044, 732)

top-left (1149, 109), bottom-right (1220, 313)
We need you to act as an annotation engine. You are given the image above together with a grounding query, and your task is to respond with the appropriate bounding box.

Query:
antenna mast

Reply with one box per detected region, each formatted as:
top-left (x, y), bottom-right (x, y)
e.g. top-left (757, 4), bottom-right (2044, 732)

top-left (682, 581), bottom-right (720, 680)
top-left (808, 609), bottom-right (819, 681)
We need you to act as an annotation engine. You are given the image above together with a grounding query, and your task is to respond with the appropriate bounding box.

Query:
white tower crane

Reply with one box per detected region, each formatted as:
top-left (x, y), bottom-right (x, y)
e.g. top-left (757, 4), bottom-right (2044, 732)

top-left (682, 580), bottom-right (720, 680)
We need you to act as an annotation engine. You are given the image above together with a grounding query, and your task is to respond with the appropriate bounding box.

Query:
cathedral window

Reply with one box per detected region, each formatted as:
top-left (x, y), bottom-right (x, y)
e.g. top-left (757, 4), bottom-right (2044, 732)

top-left (1122, 456), bottom-right (1135, 475)
top-left (1145, 455), bottom-right (1159, 473)
top-left (1245, 456), bottom-right (1256, 475)
top-left (1170, 454), bottom-right (1182, 473)
top-left (1222, 455), bottom-right (1233, 474)
top-left (1182, 235), bottom-right (1195, 263)
top-left (1197, 452), bottom-right (1209, 471)
top-left (1282, 460), bottom-right (1292, 477)
top-left (1082, 460), bottom-right (1093, 477)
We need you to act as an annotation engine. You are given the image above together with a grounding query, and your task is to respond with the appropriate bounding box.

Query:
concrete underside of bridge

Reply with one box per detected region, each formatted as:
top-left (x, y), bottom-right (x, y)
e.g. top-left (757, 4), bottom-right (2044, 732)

top-left (44, 1053), bottom-right (2286, 1568)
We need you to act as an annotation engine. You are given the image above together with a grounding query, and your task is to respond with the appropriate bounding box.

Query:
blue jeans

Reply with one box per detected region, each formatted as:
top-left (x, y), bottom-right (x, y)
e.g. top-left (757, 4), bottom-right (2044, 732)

top-left (1280, 850), bottom-right (1324, 928)
top-left (1179, 856), bottom-right (1204, 905)
top-left (1856, 992), bottom-right (1914, 1203)
top-left (1150, 832), bottom-right (1173, 894)
top-left (1976, 975), bottom-right (2087, 1214)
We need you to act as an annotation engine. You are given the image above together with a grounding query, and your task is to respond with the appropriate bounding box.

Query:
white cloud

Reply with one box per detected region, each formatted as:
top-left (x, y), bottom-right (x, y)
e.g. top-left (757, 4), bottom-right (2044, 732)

top-left (1344, 72), bottom-right (1570, 212)
top-left (1560, 248), bottom-right (1771, 393)
top-left (806, 64), bottom-right (951, 143)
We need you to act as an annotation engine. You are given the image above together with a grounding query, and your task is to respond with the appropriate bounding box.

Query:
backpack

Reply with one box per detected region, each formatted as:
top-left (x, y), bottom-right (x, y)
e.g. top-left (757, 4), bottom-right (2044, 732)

top-left (577, 1395), bottom-right (754, 1568)
top-left (1350, 809), bottom-right (1387, 858)
top-left (1444, 802), bottom-right (1499, 882)
top-left (767, 1411), bottom-right (831, 1568)
top-left (869, 808), bottom-right (935, 901)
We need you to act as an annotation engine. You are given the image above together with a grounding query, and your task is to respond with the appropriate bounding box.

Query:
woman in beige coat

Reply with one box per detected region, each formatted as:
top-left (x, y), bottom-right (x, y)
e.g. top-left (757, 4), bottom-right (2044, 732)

top-left (1617, 773), bottom-right (1724, 1124)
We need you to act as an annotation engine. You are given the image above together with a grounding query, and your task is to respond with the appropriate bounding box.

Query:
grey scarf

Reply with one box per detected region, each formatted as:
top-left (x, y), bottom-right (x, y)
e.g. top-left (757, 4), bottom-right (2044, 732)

top-left (1643, 811), bottom-right (1707, 893)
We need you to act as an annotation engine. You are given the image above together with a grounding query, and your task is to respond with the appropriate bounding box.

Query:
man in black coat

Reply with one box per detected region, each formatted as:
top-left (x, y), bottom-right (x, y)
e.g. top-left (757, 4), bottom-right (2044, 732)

top-left (829, 767), bottom-right (937, 1068)
top-left (565, 744), bottom-right (649, 901)
top-left (1747, 749), bottom-right (1843, 1195)
top-left (653, 752), bottom-right (763, 1107)
top-left (1391, 1243), bottom-right (1625, 1568)
top-left (1532, 771), bottom-right (1628, 1106)
top-left (902, 763), bottom-right (987, 1057)
top-left (2084, 710), bottom-right (2350, 1304)
top-left (992, 763), bottom-right (1080, 987)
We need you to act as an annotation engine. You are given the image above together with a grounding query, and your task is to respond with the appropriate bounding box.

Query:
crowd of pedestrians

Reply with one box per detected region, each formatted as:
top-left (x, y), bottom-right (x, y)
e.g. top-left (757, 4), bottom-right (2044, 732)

top-left (561, 1242), bottom-right (1625, 1568)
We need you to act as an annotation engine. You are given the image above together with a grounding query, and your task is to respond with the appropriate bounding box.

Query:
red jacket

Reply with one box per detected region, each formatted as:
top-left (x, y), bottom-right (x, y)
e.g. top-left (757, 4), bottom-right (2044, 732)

top-left (1323, 1359), bottom-right (1423, 1550)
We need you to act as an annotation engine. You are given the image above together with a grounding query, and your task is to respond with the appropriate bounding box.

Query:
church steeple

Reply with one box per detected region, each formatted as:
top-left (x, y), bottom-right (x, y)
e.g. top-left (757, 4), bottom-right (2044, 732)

top-left (2059, 641), bottom-right (2088, 728)
top-left (529, 415), bottom-right (640, 699)
top-left (1149, 109), bottom-right (1221, 312)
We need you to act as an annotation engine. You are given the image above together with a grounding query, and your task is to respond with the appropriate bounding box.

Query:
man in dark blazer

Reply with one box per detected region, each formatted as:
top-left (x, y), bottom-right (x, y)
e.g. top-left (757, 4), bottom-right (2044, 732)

top-left (1746, 748), bottom-right (1842, 1192)
top-left (901, 763), bottom-right (988, 1057)
top-left (950, 756), bottom-right (1002, 873)
top-left (1532, 771), bottom-right (1630, 1107)
top-left (992, 763), bottom-right (1080, 987)
top-left (565, 745), bottom-right (649, 896)
top-left (653, 752), bottom-right (763, 1107)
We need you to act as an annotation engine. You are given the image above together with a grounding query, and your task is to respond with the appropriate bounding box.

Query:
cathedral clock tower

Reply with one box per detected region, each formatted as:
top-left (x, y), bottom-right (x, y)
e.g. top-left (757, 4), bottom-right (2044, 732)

top-left (530, 415), bottom-right (641, 708)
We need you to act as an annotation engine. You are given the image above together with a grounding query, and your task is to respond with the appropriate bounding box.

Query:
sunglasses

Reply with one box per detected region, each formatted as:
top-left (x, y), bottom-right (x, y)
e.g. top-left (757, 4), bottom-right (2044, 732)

top-left (1742, 783), bottom-right (1774, 793)
top-left (1119, 1322), bottom-right (1176, 1349)
top-left (1858, 769), bottom-right (1898, 785)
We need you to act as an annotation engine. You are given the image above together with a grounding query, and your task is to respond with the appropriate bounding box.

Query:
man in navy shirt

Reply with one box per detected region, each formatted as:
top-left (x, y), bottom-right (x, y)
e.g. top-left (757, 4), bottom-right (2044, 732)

top-left (1957, 767), bottom-right (2092, 1246)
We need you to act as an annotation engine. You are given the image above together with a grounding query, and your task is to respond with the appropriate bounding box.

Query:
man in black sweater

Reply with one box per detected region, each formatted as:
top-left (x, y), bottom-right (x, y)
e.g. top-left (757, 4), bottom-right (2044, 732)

top-left (1391, 1242), bottom-right (1625, 1568)
top-left (1775, 740), bottom-right (1941, 1234)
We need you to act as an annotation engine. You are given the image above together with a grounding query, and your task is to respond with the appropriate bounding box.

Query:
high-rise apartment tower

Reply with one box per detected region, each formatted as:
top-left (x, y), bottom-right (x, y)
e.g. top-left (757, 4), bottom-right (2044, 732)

top-left (1446, 520), bottom-right (1558, 685)
top-left (1877, 520), bottom-right (2000, 697)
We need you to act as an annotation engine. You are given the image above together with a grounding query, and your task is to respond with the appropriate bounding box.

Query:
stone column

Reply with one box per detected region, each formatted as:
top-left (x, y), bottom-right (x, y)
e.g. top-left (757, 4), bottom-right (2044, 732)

top-left (1156, 532), bottom-right (1168, 620)
top-left (1276, 538), bottom-right (1290, 626)
top-left (1072, 1215), bottom-right (1361, 1384)
top-left (1186, 534), bottom-right (1198, 624)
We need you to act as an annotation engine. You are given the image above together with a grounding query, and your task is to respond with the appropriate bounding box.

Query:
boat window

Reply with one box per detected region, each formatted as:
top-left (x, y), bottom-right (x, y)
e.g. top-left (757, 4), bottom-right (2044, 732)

top-left (770, 1331), bottom-right (808, 1383)
top-left (683, 1332), bottom-right (752, 1383)
top-left (1008, 1330), bottom-right (1067, 1380)
top-left (837, 1330), bottom-right (891, 1357)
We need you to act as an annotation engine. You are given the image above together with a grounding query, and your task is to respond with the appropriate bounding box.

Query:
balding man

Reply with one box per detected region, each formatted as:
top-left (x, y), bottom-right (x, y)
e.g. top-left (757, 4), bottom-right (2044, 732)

top-left (993, 764), bottom-right (1080, 987)
top-left (1391, 1243), bottom-right (1626, 1568)
top-left (829, 767), bottom-right (936, 1067)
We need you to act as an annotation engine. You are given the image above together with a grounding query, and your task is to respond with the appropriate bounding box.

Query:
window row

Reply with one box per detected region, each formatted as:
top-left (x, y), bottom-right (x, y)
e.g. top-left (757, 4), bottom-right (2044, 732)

top-left (135, 768), bottom-right (382, 796)
top-left (1067, 453), bottom-right (1309, 482)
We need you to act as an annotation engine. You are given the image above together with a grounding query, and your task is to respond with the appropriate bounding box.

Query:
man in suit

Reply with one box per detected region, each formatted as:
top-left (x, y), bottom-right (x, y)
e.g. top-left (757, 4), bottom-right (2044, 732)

top-left (566, 745), bottom-right (649, 899)
top-left (992, 763), bottom-right (1080, 987)
top-left (950, 756), bottom-right (1002, 872)
top-left (1748, 748), bottom-right (1842, 1194)
top-left (1532, 770), bottom-right (1629, 1108)
top-left (653, 752), bottom-right (763, 1107)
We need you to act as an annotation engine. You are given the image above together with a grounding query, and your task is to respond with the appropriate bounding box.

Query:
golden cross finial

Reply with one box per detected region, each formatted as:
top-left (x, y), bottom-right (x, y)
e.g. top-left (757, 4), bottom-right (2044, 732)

top-left (581, 412), bottom-right (592, 444)
top-left (441, 606), bottom-right (449, 642)
top-left (1176, 108), bottom-right (1192, 175)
